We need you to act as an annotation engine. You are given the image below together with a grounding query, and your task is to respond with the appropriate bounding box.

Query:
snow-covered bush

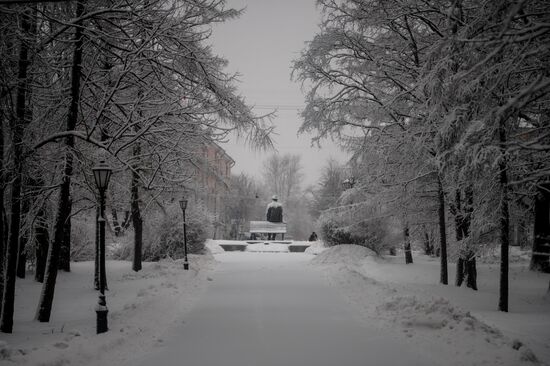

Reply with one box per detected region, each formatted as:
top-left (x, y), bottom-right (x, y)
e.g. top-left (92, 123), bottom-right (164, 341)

top-left (318, 211), bottom-right (394, 255)
top-left (142, 203), bottom-right (211, 261)
top-left (319, 216), bottom-right (355, 246)
top-left (112, 203), bottom-right (211, 261)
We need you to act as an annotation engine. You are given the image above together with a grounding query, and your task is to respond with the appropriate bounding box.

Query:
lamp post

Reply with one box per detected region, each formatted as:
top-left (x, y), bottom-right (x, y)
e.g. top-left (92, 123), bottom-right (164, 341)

top-left (179, 198), bottom-right (189, 270)
top-left (92, 160), bottom-right (112, 334)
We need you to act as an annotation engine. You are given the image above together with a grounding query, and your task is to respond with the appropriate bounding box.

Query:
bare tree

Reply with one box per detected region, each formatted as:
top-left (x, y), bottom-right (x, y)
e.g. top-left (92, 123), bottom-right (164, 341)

top-left (309, 159), bottom-right (345, 220)
top-left (294, 0), bottom-right (549, 306)
top-left (261, 154), bottom-right (310, 238)
top-left (36, 0), bottom-right (86, 323)
top-left (1, 0), bottom-right (274, 331)
top-left (0, 7), bottom-right (34, 333)
top-left (293, 0), bottom-right (448, 273)
top-left (420, 0), bottom-right (550, 311)
top-left (262, 154), bottom-right (302, 203)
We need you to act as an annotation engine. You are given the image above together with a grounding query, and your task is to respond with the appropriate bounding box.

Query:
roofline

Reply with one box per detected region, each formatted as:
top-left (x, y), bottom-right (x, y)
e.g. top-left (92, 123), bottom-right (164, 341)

top-left (204, 140), bottom-right (235, 167)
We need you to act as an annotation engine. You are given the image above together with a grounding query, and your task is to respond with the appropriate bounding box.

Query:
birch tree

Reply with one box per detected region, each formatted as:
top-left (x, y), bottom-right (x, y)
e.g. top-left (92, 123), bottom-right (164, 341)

top-left (262, 154), bottom-right (303, 203)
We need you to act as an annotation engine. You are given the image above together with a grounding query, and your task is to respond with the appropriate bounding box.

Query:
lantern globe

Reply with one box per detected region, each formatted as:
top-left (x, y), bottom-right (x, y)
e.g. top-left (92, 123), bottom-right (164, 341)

top-left (179, 198), bottom-right (188, 211)
top-left (342, 178), bottom-right (350, 189)
top-left (342, 176), bottom-right (356, 189)
top-left (92, 160), bottom-right (112, 190)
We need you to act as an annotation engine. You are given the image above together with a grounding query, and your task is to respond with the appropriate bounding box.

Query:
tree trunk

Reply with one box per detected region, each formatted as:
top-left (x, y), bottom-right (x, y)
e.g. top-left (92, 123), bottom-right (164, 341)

top-left (35, 0), bottom-right (85, 322)
top-left (111, 209), bottom-right (121, 236)
top-left (0, 109), bottom-right (5, 313)
top-left (130, 100), bottom-right (143, 271)
top-left (498, 118), bottom-right (510, 312)
top-left (404, 224), bottom-right (413, 264)
top-left (16, 195), bottom-right (30, 279)
top-left (455, 258), bottom-right (465, 286)
top-left (530, 183), bottom-right (550, 273)
top-left (1, 164), bottom-right (23, 333)
top-left (465, 256), bottom-right (477, 290)
top-left (423, 226), bottom-right (434, 256)
top-left (437, 176), bottom-right (448, 284)
top-left (58, 197), bottom-right (71, 272)
top-left (30, 175), bottom-right (49, 283)
top-left (453, 188), bottom-right (477, 290)
top-left (0, 214), bottom-right (3, 317)
top-left (453, 190), bottom-right (465, 240)
top-left (453, 189), bottom-right (465, 288)
top-left (0, 9), bottom-right (31, 333)
top-left (122, 211), bottom-right (131, 229)
top-left (35, 180), bottom-right (70, 321)
top-left (131, 164), bottom-right (143, 272)
top-left (34, 207), bottom-right (49, 283)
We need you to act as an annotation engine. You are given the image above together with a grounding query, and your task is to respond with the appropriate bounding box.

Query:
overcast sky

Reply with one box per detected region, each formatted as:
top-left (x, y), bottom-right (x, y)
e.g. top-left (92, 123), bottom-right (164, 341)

top-left (211, 0), bottom-right (348, 188)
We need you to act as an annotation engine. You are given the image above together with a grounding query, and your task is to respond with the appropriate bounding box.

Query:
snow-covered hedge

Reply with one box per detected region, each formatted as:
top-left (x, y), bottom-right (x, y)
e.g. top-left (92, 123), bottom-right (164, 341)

top-left (318, 212), bottom-right (395, 255)
top-left (311, 244), bottom-right (376, 266)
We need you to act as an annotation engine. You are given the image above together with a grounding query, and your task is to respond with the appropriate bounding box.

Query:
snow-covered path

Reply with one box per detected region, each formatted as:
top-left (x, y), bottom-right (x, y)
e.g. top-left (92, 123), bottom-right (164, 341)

top-left (126, 252), bottom-right (436, 366)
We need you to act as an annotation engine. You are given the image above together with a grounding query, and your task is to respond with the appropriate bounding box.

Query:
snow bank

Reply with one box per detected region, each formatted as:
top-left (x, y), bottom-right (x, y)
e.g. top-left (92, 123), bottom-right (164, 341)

top-left (312, 249), bottom-right (550, 365)
top-left (205, 238), bottom-right (225, 254)
top-left (377, 294), bottom-right (540, 365)
top-left (304, 240), bottom-right (327, 255)
top-left (379, 295), bottom-right (496, 332)
top-left (310, 244), bottom-right (377, 266)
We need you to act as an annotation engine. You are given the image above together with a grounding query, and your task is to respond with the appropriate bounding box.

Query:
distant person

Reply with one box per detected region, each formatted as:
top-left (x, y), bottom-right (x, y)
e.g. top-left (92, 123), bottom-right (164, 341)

top-left (308, 232), bottom-right (318, 242)
top-left (266, 195), bottom-right (283, 240)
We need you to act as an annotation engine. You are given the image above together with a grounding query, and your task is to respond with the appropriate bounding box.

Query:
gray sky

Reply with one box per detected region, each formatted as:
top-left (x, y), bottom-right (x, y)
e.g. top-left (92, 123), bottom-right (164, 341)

top-left (211, 0), bottom-right (348, 188)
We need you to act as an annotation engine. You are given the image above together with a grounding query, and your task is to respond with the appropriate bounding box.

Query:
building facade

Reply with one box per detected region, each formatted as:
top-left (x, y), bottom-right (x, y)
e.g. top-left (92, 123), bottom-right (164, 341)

top-left (192, 142), bottom-right (234, 238)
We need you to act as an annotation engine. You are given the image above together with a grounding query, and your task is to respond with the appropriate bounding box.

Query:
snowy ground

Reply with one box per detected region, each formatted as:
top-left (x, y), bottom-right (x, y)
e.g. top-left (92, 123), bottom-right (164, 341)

top-left (0, 254), bottom-right (215, 366)
top-left (311, 244), bottom-right (550, 366)
top-left (124, 251), bottom-right (436, 366)
top-left (1, 240), bottom-right (548, 366)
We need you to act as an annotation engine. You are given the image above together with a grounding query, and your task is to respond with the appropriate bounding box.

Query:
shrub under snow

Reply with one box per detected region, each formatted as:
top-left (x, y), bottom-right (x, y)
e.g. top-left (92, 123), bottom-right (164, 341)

top-left (113, 203), bottom-right (211, 261)
top-left (311, 244), bottom-right (377, 266)
top-left (143, 204), bottom-right (210, 260)
top-left (318, 212), bottom-right (395, 254)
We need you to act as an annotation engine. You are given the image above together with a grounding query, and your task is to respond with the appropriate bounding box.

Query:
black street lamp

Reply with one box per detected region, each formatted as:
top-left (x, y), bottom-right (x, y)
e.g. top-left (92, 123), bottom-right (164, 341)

top-left (92, 160), bottom-right (112, 334)
top-left (179, 198), bottom-right (189, 270)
